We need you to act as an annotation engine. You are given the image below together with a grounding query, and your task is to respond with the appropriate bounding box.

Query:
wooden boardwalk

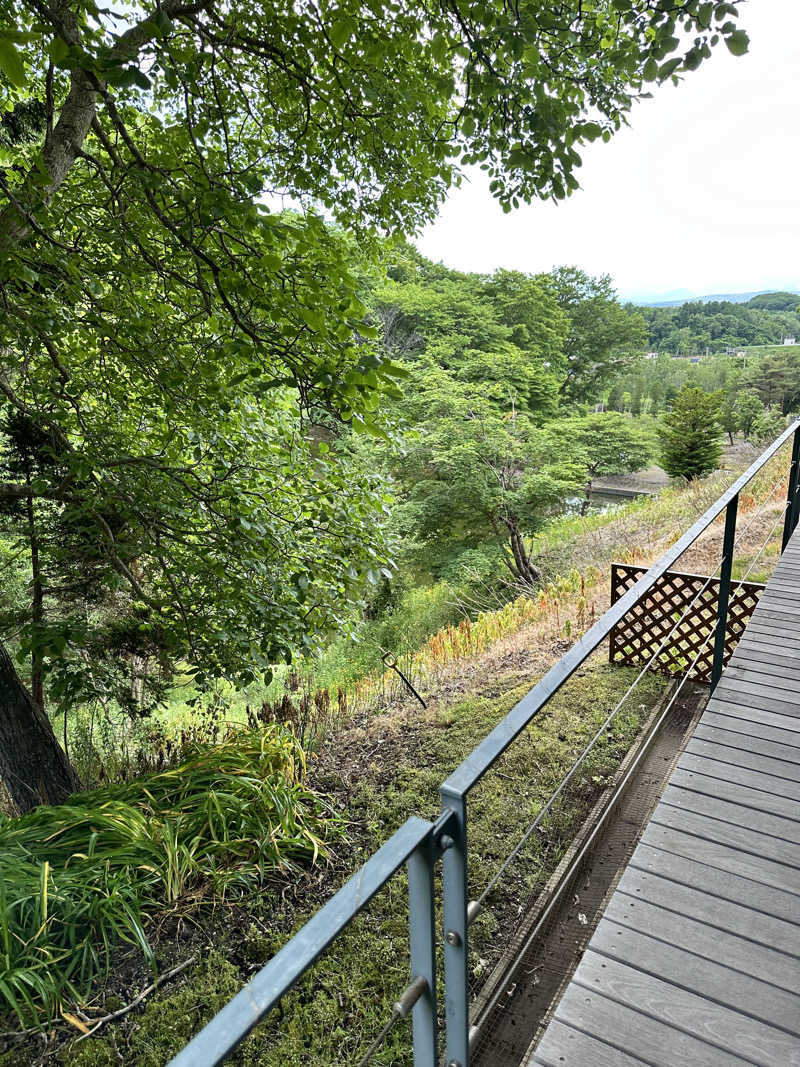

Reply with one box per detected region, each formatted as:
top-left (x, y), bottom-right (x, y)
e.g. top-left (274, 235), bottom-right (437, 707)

top-left (529, 533), bottom-right (800, 1066)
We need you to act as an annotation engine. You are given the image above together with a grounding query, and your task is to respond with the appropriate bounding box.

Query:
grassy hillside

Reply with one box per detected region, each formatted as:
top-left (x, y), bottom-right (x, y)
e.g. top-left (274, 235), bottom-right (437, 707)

top-left (0, 449), bottom-right (790, 1066)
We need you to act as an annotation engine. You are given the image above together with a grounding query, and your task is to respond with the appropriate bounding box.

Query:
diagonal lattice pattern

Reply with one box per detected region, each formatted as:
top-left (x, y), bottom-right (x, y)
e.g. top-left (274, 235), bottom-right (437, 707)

top-left (609, 564), bottom-right (765, 685)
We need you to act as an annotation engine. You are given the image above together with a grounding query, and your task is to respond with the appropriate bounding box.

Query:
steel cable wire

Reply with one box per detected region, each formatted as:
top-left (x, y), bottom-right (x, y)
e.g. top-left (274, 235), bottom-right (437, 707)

top-left (355, 1012), bottom-right (400, 1067)
top-left (475, 481), bottom-right (792, 908)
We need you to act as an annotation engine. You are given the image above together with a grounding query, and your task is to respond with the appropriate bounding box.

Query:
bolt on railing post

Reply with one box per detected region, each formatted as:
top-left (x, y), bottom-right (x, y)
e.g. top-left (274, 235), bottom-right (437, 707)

top-left (711, 493), bottom-right (739, 691)
top-left (782, 426), bottom-right (800, 552)
top-left (440, 790), bottom-right (469, 1067)
top-left (407, 839), bottom-right (438, 1067)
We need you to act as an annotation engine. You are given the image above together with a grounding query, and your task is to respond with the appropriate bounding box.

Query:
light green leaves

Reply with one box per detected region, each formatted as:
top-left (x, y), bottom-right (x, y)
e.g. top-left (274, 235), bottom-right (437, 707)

top-left (0, 38), bottom-right (25, 87)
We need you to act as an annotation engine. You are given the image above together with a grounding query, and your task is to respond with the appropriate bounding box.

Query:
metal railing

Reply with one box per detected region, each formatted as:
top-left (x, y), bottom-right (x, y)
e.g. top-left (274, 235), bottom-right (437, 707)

top-left (169, 420), bottom-right (800, 1067)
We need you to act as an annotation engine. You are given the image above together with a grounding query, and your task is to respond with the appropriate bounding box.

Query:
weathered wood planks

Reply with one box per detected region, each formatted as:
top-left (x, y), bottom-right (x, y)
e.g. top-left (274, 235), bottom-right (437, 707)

top-left (528, 527), bottom-right (800, 1066)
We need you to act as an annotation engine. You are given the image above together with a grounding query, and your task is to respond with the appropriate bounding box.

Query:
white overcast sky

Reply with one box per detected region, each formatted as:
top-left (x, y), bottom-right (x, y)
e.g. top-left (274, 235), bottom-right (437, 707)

top-left (416, 0), bottom-right (800, 303)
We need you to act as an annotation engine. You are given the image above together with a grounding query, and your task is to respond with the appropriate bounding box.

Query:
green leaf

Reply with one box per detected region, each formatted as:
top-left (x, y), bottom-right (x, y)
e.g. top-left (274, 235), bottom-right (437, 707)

top-left (48, 36), bottom-right (70, 64)
top-left (0, 39), bottom-right (26, 87)
top-left (658, 57), bottom-right (682, 80)
top-left (132, 68), bottom-right (152, 90)
top-left (328, 19), bottom-right (351, 49)
top-left (725, 29), bottom-right (749, 56)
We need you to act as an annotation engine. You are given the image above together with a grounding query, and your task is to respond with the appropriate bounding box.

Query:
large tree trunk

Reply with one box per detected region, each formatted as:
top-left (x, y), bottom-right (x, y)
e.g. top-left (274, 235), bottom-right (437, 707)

top-left (0, 638), bottom-right (80, 813)
top-left (506, 523), bottom-right (541, 586)
top-left (24, 463), bottom-right (45, 709)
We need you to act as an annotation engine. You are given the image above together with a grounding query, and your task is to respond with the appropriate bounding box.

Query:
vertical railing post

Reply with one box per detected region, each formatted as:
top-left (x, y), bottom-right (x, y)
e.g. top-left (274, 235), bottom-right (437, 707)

top-left (407, 839), bottom-right (438, 1067)
top-left (711, 493), bottom-right (739, 691)
top-left (782, 425), bottom-right (800, 551)
top-left (440, 789), bottom-right (469, 1067)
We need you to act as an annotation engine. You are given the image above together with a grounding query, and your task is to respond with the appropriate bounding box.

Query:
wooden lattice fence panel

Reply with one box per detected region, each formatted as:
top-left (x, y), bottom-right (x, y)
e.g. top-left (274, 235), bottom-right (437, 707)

top-left (609, 564), bottom-right (765, 685)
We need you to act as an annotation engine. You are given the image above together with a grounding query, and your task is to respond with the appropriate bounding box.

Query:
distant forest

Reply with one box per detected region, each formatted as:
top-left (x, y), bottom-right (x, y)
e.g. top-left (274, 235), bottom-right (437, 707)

top-left (639, 292), bottom-right (800, 354)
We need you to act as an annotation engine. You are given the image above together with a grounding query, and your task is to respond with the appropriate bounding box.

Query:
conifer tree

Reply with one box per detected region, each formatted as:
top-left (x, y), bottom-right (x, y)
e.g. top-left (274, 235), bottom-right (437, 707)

top-left (658, 387), bottom-right (723, 480)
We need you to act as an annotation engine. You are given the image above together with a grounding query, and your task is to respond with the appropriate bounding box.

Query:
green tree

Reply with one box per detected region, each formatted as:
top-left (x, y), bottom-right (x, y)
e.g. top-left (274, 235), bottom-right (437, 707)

top-left (658, 387), bottom-right (723, 480)
top-left (547, 413), bottom-right (654, 512)
top-left (736, 391), bottom-right (765, 440)
top-left (749, 407), bottom-right (786, 446)
top-left (641, 298), bottom-right (800, 354)
top-left (393, 372), bottom-right (585, 585)
top-left (747, 292), bottom-right (800, 311)
top-left (373, 254), bottom-right (568, 418)
top-left (0, 0), bottom-right (748, 806)
top-left (745, 350), bottom-right (800, 414)
top-left (545, 268), bottom-right (647, 404)
top-left (719, 393), bottom-right (739, 445)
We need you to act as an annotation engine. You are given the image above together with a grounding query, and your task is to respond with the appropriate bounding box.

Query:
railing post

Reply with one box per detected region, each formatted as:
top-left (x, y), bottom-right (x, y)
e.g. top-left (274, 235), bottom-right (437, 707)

top-left (407, 839), bottom-right (438, 1067)
top-left (440, 790), bottom-right (469, 1067)
top-left (711, 493), bottom-right (739, 691)
top-left (782, 425), bottom-right (800, 551)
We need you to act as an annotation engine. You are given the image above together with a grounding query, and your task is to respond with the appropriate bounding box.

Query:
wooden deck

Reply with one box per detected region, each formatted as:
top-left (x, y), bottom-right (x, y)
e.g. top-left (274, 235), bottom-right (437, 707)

top-left (528, 533), bottom-right (800, 1066)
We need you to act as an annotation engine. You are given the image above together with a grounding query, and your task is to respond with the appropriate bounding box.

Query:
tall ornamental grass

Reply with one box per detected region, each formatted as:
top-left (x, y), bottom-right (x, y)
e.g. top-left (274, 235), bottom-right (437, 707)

top-left (0, 729), bottom-right (335, 1028)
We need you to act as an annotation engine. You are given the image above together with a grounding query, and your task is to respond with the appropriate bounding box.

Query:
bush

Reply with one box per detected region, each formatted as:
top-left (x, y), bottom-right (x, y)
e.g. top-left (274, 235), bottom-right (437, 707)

top-left (0, 731), bottom-right (335, 1027)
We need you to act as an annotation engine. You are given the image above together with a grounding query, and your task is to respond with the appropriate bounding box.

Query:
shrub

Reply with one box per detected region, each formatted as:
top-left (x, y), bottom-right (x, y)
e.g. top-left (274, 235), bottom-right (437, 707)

top-left (0, 730), bottom-right (336, 1027)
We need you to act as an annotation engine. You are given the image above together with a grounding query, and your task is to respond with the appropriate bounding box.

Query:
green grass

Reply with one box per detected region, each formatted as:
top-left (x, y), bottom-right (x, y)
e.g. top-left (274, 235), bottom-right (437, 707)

top-left (0, 730), bottom-right (335, 1029)
top-left (57, 662), bottom-right (666, 1066)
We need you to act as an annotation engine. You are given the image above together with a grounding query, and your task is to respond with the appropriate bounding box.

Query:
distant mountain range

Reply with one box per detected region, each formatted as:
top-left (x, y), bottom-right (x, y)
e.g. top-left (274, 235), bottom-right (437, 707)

top-left (630, 289), bottom-right (800, 308)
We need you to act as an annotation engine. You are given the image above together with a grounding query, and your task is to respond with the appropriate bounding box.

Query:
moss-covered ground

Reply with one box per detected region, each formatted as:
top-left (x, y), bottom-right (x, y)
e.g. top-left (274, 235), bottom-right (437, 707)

top-left (32, 659), bottom-right (665, 1067)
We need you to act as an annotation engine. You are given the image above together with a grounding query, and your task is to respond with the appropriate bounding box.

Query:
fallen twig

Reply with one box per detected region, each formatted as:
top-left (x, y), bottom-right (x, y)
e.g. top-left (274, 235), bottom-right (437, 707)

top-left (74, 955), bottom-right (197, 1044)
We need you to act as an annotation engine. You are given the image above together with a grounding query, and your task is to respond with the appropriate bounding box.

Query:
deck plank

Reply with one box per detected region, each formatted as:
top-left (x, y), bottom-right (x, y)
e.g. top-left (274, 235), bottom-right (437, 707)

top-left (692, 723), bottom-right (800, 764)
top-left (636, 825), bottom-right (798, 910)
top-left (676, 750), bottom-right (800, 802)
top-left (611, 871), bottom-right (800, 962)
top-left (552, 983), bottom-right (752, 1067)
top-left (527, 524), bottom-right (800, 1065)
top-left (627, 842), bottom-right (800, 923)
top-left (649, 805), bottom-right (800, 869)
top-left (659, 784), bottom-right (800, 843)
top-left (684, 735), bottom-right (800, 782)
top-left (723, 662), bottom-right (800, 690)
top-left (669, 766), bottom-right (800, 823)
top-left (590, 918), bottom-right (800, 1032)
top-left (531, 1020), bottom-right (647, 1067)
top-left (605, 894), bottom-right (800, 988)
top-left (702, 700), bottom-right (800, 740)
top-left (572, 952), bottom-right (799, 1065)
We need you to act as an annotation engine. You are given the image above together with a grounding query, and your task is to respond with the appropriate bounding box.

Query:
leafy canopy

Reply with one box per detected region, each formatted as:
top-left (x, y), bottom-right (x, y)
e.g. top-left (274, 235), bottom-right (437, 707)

top-left (392, 370), bottom-right (587, 583)
top-left (547, 412), bottom-right (654, 479)
top-left (0, 0), bottom-right (747, 688)
top-left (547, 267), bottom-right (647, 403)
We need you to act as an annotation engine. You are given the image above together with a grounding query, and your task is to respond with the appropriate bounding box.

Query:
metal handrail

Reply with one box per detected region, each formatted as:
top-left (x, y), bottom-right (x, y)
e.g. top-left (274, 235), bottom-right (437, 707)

top-left (169, 420), bottom-right (800, 1067)
top-left (168, 813), bottom-right (451, 1067)
top-left (440, 417), bottom-right (799, 800)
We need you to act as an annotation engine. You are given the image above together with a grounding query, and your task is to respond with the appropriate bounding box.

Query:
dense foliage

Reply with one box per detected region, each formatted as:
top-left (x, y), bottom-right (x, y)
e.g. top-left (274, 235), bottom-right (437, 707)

top-left (553, 267), bottom-right (647, 401)
top-left (640, 295), bottom-right (800, 354)
top-left (609, 345), bottom-right (800, 419)
top-left (0, 729), bottom-right (332, 1025)
top-left (367, 250), bottom-right (652, 588)
top-left (0, 0), bottom-right (747, 807)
